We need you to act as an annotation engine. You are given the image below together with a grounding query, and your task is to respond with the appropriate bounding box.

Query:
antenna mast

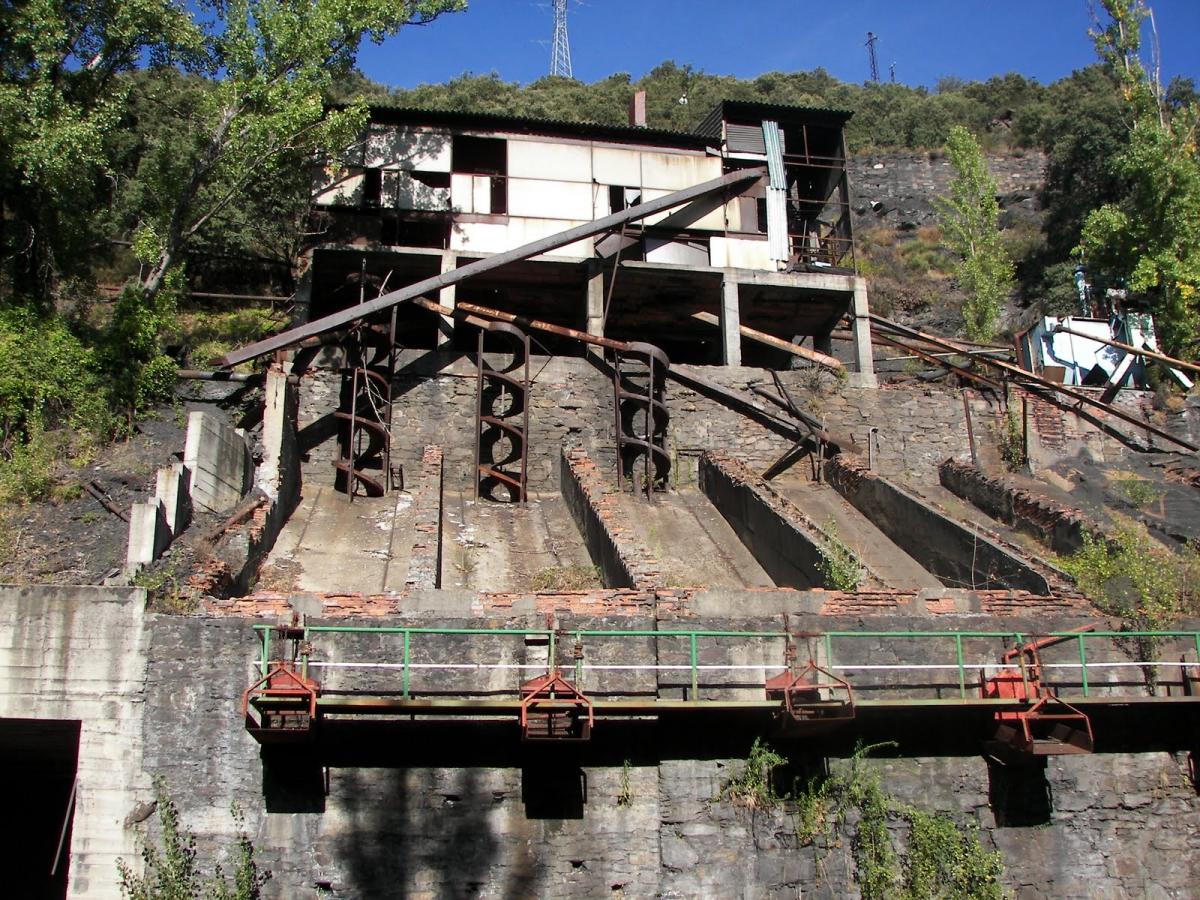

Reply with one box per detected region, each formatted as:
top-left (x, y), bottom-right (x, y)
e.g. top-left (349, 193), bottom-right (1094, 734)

top-left (551, 0), bottom-right (573, 79)
top-left (865, 32), bottom-right (879, 83)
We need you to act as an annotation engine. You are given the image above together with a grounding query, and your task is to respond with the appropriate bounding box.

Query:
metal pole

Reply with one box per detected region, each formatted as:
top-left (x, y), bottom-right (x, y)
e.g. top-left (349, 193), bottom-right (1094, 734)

top-left (690, 633), bottom-right (699, 699)
top-left (402, 630), bottom-right (411, 699)
top-left (955, 634), bottom-right (966, 699)
top-left (1078, 634), bottom-right (1089, 698)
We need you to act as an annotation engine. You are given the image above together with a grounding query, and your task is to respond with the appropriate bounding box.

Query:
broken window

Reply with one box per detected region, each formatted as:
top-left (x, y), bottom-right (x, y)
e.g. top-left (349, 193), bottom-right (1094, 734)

top-left (452, 135), bottom-right (507, 215)
top-left (608, 185), bottom-right (642, 214)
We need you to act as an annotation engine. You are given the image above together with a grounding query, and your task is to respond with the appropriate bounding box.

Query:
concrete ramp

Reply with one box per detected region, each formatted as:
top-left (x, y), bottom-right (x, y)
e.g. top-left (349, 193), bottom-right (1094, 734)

top-left (773, 478), bottom-right (943, 589)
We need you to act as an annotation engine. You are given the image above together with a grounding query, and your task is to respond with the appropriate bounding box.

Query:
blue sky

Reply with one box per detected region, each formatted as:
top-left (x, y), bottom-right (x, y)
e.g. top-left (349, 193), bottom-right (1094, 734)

top-left (361, 0), bottom-right (1200, 91)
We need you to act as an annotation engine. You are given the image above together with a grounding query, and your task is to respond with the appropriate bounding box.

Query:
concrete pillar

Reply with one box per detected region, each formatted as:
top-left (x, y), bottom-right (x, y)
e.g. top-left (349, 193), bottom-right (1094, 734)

top-left (125, 500), bottom-right (170, 574)
top-left (720, 279), bottom-right (742, 367)
top-left (437, 250), bottom-right (457, 348)
top-left (586, 260), bottom-right (605, 358)
top-left (851, 276), bottom-right (877, 387)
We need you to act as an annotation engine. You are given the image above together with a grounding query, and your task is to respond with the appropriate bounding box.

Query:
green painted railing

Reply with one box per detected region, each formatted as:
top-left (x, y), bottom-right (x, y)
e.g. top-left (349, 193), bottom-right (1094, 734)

top-left (251, 625), bottom-right (1200, 703)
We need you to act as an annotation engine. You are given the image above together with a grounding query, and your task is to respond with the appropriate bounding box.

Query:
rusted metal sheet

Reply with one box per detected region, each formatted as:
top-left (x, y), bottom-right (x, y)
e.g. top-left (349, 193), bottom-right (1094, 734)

top-left (217, 166), bottom-right (767, 367)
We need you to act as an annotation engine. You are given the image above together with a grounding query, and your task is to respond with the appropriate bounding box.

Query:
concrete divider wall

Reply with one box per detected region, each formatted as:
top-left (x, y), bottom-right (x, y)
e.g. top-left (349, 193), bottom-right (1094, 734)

top-left (560, 446), bottom-right (663, 589)
top-left (184, 409), bottom-right (252, 513)
top-left (405, 445), bottom-right (444, 590)
top-left (698, 453), bottom-right (829, 589)
top-left (826, 455), bottom-right (1052, 594)
top-left (939, 458), bottom-right (1095, 555)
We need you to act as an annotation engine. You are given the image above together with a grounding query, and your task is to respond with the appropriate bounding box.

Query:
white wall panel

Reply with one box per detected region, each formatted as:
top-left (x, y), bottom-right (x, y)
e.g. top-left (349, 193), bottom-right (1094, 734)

top-left (382, 171), bottom-right (450, 211)
top-left (507, 217), bottom-right (592, 259)
top-left (640, 152), bottom-right (721, 190)
top-left (646, 238), bottom-right (710, 266)
top-left (710, 236), bottom-right (773, 270)
top-left (508, 178), bottom-right (594, 219)
top-left (508, 139), bottom-right (592, 182)
top-left (592, 146), bottom-right (641, 186)
top-left (313, 167), bottom-right (363, 206)
top-left (365, 126), bottom-right (451, 171)
top-left (450, 222), bottom-right (509, 253)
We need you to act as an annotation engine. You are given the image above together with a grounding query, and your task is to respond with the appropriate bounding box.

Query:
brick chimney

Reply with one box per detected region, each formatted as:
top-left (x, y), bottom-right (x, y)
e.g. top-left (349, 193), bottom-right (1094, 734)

top-left (629, 91), bottom-right (647, 128)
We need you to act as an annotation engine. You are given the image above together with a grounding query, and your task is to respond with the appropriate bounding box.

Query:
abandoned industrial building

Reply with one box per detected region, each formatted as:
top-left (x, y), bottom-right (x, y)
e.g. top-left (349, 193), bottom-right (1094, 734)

top-left (5, 98), bottom-right (1200, 898)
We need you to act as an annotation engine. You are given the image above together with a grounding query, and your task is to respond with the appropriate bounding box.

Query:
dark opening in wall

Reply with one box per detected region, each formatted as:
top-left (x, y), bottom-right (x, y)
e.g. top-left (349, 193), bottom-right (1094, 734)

top-left (262, 749), bottom-right (327, 814)
top-left (987, 757), bottom-right (1053, 826)
top-left (362, 168), bottom-right (382, 208)
top-left (453, 135), bottom-right (507, 176)
top-left (384, 217), bottom-right (450, 249)
top-left (521, 762), bottom-right (586, 819)
top-left (0, 718), bottom-right (80, 899)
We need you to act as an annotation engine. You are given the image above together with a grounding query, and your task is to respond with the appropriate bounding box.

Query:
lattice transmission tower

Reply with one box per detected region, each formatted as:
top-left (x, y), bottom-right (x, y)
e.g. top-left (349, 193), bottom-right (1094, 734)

top-left (865, 32), bottom-right (879, 83)
top-left (551, 0), bottom-right (573, 79)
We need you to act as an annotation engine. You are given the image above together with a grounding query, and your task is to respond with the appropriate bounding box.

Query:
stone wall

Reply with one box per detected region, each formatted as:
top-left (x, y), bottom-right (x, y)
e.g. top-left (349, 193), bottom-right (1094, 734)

top-left (297, 353), bottom-right (1001, 494)
top-left (848, 150), bottom-right (1047, 231)
top-left (128, 610), bottom-right (1200, 899)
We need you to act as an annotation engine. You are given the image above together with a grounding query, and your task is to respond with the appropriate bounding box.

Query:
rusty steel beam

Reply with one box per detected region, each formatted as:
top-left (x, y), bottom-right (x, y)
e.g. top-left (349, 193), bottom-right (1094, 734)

top-left (1052, 324), bottom-right (1200, 377)
top-left (690, 311), bottom-right (844, 371)
top-left (871, 331), bottom-right (1002, 391)
top-left (217, 167), bottom-right (767, 366)
top-left (870, 314), bottom-right (1200, 453)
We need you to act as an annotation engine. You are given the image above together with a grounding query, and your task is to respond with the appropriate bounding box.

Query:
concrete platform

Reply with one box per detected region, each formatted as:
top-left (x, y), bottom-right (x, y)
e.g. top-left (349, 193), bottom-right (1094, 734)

top-left (441, 491), bottom-right (597, 591)
top-left (774, 477), bottom-right (943, 589)
top-left (614, 488), bottom-right (775, 589)
top-left (259, 485), bottom-right (415, 593)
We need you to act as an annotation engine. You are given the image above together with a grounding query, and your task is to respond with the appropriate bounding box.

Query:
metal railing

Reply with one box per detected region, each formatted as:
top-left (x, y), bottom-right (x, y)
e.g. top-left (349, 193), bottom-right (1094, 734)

top-left (253, 625), bottom-right (1200, 705)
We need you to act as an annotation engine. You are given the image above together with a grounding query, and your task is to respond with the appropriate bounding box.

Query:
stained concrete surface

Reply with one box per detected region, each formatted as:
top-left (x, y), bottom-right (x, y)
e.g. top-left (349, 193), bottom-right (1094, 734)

top-left (259, 485), bottom-right (415, 593)
top-left (774, 477), bottom-right (943, 589)
top-left (615, 488), bottom-right (775, 589)
top-left (441, 491), bottom-right (597, 591)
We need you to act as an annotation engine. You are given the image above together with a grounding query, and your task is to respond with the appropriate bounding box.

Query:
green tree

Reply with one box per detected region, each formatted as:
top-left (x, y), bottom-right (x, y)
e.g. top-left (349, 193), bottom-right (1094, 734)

top-left (129, 0), bottom-right (466, 304)
top-left (1078, 0), bottom-right (1200, 355)
top-left (936, 126), bottom-right (1014, 341)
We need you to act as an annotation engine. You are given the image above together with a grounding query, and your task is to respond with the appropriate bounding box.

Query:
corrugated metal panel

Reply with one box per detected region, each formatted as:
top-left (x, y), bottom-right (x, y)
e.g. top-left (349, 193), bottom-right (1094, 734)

top-left (762, 121), bottom-right (786, 188)
top-left (727, 123), bottom-right (766, 155)
top-left (765, 189), bottom-right (789, 261)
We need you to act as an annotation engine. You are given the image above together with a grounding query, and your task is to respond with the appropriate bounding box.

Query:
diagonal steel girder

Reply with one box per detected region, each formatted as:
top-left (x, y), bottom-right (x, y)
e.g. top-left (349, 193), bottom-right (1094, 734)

top-left (217, 166), bottom-right (767, 367)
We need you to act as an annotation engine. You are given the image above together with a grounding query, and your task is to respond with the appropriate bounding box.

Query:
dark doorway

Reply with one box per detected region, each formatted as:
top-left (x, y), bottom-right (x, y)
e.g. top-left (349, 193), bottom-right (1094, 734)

top-left (0, 719), bottom-right (81, 898)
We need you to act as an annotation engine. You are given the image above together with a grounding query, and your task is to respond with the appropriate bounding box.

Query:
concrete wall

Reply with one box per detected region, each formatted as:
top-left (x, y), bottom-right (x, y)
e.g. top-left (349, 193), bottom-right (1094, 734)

top-left (185, 410), bottom-right (253, 514)
top-left (825, 456), bottom-right (1052, 594)
top-left (699, 453), bottom-right (829, 588)
top-left (0, 585), bottom-right (150, 898)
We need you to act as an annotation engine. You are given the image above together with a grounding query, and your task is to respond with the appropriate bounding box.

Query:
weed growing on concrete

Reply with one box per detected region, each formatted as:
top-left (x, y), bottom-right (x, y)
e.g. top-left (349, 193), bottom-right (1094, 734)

top-left (1058, 520), bottom-right (1200, 665)
top-left (617, 759), bottom-right (633, 808)
top-left (720, 738), bottom-right (787, 810)
top-left (531, 563), bottom-right (601, 591)
top-left (118, 778), bottom-right (271, 899)
top-left (1114, 475), bottom-right (1163, 510)
top-left (133, 563), bottom-right (196, 614)
top-left (997, 405), bottom-right (1026, 471)
top-left (818, 519), bottom-right (861, 591)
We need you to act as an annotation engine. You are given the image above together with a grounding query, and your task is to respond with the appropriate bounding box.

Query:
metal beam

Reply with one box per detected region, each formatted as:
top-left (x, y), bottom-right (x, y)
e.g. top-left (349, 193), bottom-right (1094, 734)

top-left (691, 311), bottom-right (844, 371)
top-left (869, 314), bottom-right (1200, 453)
top-left (217, 167), bottom-right (767, 366)
top-left (1052, 324), bottom-right (1200, 377)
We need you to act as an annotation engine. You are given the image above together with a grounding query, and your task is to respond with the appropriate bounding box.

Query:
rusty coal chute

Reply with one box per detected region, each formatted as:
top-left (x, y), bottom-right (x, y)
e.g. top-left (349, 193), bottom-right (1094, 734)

top-left (982, 629), bottom-right (1096, 762)
top-left (765, 630), bottom-right (855, 729)
top-left (242, 624), bottom-right (321, 742)
top-left (519, 671), bottom-right (594, 742)
top-left (613, 341), bottom-right (671, 499)
top-left (333, 310), bottom-right (399, 499)
top-left (474, 321), bottom-right (531, 503)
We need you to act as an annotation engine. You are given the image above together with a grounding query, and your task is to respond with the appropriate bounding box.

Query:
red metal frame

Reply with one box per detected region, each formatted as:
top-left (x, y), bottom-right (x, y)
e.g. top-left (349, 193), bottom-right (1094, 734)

top-left (519, 672), bottom-right (594, 742)
top-left (983, 630), bottom-right (1095, 758)
top-left (765, 659), bottom-right (855, 726)
top-left (242, 662), bottom-right (321, 739)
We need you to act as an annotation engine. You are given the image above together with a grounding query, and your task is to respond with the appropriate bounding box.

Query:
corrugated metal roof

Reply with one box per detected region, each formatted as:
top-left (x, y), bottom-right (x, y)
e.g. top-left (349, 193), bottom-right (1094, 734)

top-left (356, 99), bottom-right (852, 147)
top-left (360, 104), bottom-right (711, 148)
top-left (694, 99), bottom-right (854, 138)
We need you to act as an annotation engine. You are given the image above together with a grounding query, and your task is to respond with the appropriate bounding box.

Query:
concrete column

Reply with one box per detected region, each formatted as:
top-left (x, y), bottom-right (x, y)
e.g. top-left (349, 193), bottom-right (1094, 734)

top-left (851, 276), bottom-right (877, 387)
top-left (437, 250), bottom-right (457, 348)
top-left (586, 260), bottom-right (605, 358)
top-left (720, 278), bottom-right (742, 367)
